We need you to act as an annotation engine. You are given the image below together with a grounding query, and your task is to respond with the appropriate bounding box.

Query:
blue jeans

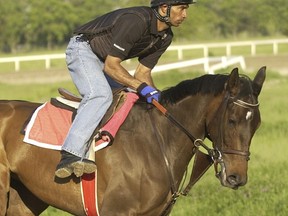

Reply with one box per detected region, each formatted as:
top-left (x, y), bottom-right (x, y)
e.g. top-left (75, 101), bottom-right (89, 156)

top-left (62, 35), bottom-right (121, 159)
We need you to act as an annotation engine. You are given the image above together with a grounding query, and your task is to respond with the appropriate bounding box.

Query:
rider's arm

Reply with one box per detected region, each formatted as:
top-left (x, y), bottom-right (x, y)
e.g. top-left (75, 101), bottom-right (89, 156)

top-left (134, 63), bottom-right (155, 87)
top-left (104, 55), bottom-right (142, 90)
top-left (104, 55), bottom-right (160, 104)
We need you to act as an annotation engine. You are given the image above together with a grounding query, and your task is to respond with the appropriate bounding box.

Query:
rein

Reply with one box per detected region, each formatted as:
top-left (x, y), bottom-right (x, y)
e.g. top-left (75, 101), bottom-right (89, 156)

top-left (151, 100), bottom-right (218, 216)
top-left (152, 100), bottom-right (217, 159)
top-left (151, 94), bottom-right (259, 215)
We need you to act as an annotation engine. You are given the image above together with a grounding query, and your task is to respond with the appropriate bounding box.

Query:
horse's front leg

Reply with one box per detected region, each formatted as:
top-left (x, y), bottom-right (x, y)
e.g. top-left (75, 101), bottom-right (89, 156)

top-left (6, 184), bottom-right (49, 216)
top-left (0, 144), bottom-right (9, 216)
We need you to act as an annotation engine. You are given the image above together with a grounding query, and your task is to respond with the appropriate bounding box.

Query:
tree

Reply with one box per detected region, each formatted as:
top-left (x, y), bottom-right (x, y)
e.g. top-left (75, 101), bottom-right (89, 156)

top-left (272, 0), bottom-right (288, 36)
top-left (24, 0), bottom-right (70, 49)
top-left (0, 0), bottom-right (28, 52)
top-left (0, 0), bottom-right (287, 53)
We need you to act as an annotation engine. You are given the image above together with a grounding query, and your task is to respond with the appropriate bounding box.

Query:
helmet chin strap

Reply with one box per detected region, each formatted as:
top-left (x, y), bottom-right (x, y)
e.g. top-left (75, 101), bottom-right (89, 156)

top-left (152, 5), bottom-right (172, 26)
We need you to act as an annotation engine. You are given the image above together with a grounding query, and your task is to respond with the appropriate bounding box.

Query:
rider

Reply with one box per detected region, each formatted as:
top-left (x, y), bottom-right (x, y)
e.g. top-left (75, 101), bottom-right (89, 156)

top-left (55, 0), bottom-right (195, 178)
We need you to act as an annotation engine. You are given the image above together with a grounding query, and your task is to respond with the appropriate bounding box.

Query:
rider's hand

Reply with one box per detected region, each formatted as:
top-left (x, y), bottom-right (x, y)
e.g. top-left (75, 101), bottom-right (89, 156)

top-left (137, 83), bottom-right (161, 104)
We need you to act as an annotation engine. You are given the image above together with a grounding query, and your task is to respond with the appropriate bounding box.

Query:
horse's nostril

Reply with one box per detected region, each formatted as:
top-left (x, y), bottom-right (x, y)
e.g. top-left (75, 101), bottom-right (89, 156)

top-left (227, 175), bottom-right (239, 186)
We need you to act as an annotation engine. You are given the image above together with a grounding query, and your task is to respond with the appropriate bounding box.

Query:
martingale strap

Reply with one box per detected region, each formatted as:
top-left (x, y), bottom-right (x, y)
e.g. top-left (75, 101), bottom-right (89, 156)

top-left (181, 149), bottom-right (213, 196)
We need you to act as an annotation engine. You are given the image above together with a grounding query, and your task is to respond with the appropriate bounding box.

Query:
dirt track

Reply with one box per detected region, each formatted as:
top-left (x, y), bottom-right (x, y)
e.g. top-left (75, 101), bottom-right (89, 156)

top-left (0, 55), bottom-right (287, 84)
top-left (245, 55), bottom-right (288, 75)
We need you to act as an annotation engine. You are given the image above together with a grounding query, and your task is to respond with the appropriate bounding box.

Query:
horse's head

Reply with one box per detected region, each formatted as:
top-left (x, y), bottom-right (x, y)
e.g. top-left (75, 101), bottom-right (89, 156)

top-left (206, 66), bottom-right (266, 189)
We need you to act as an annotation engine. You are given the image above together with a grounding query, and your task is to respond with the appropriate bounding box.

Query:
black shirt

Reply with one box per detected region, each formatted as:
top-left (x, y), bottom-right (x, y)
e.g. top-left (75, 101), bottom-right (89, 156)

top-left (75, 7), bottom-right (173, 69)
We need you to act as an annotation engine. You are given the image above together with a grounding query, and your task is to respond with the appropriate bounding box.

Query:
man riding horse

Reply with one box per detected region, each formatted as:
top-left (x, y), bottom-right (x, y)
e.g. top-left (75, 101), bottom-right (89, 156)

top-left (55, 0), bottom-right (195, 178)
top-left (0, 1), bottom-right (266, 215)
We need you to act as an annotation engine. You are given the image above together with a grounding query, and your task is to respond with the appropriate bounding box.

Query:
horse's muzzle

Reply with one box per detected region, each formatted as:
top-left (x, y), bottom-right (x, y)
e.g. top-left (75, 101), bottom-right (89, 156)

top-left (227, 174), bottom-right (247, 189)
top-left (215, 160), bottom-right (247, 189)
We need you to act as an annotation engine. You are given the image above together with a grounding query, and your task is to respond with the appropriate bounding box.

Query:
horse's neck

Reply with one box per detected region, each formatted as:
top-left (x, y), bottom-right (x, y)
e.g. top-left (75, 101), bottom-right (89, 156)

top-left (165, 95), bottom-right (211, 138)
top-left (157, 94), bottom-right (221, 185)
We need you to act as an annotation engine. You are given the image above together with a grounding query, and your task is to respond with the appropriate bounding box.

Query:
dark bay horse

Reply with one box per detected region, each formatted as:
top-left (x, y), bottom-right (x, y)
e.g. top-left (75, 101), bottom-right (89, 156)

top-left (0, 67), bottom-right (266, 216)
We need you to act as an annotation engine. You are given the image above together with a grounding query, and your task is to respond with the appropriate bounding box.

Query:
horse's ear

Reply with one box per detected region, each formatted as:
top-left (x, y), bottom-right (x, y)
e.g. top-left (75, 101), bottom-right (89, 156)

top-left (252, 66), bottom-right (266, 96)
top-left (225, 67), bottom-right (239, 96)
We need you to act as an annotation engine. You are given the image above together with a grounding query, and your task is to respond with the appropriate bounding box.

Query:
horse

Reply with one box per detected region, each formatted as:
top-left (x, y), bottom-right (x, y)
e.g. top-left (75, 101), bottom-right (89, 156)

top-left (0, 66), bottom-right (266, 216)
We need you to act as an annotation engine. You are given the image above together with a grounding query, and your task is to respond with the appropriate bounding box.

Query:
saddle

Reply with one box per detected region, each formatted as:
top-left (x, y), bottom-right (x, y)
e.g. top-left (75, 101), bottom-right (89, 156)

top-left (23, 87), bottom-right (139, 153)
top-left (51, 87), bottom-right (129, 130)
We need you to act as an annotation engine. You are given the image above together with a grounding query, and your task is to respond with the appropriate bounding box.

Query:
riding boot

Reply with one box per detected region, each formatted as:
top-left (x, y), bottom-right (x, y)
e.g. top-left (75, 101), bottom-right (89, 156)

top-left (55, 151), bottom-right (96, 178)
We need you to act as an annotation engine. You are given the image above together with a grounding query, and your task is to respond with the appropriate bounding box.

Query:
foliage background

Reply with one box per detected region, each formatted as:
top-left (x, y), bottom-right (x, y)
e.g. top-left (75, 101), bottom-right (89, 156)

top-left (1, 0), bottom-right (288, 53)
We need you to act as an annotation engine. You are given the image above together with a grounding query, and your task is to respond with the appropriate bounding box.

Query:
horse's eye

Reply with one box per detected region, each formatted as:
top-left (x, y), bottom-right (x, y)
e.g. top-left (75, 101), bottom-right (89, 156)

top-left (228, 118), bottom-right (236, 125)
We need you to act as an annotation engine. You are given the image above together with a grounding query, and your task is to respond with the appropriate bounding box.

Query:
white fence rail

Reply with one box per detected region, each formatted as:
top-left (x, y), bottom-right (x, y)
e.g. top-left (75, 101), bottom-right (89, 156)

top-left (129, 56), bottom-right (246, 75)
top-left (168, 38), bottom-right (288, 60)
top-left (0, 38), bottom-right (287, 72)
top-left (0, 54), bottom-right (65, 72)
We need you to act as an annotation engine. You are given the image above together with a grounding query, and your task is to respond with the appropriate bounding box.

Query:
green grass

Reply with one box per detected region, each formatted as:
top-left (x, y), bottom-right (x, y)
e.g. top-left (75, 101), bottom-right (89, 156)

top-left (0, 81), bottom-right (76, 102)
top-left (1, 67), bottom-right (287, 216)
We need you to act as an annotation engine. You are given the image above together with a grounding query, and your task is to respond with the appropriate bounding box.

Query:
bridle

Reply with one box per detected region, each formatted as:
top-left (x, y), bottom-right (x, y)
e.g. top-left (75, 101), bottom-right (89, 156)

top-left (152, 92), bottom-right (259, 173)
top-left (205, 92), bottom-right (259, 180)
top-left (151, 89), bottom-right (259, 216)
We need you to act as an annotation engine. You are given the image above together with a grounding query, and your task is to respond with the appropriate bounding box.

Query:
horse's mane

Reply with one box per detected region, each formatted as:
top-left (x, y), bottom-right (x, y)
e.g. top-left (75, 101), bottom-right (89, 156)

top-left (160, 73), bottom-right (252, 104)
